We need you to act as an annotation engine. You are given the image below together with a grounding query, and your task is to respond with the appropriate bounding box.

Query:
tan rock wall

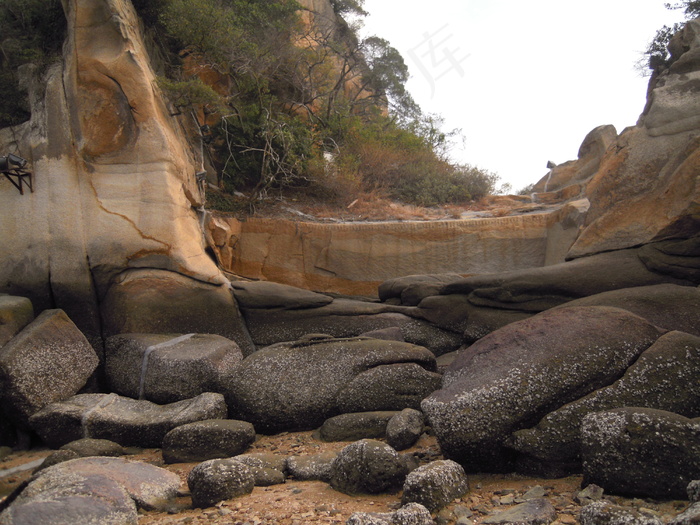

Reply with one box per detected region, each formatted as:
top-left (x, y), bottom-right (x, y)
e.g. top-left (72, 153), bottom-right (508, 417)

top-left (213, 212), bottom-right (581, 296)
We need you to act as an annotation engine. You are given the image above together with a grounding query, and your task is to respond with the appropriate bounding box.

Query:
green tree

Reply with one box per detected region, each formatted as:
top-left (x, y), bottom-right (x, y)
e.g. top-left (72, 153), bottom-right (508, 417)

top-left (643, 1), bottom-right (700, 73)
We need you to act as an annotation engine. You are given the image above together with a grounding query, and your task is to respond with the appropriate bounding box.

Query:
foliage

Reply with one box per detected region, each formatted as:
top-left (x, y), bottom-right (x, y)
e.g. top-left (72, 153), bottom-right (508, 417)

top-left (643, 1), bottom-right (700, 73)
top-left (329, 0), bottom-right (368, 17)
top-left (0, 0), bottom-right (66, 127)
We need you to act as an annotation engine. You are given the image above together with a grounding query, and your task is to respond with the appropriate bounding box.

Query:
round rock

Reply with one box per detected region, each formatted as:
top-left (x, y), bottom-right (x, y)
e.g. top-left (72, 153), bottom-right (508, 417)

top-left (329, 439), bottom-right (407, 495)
top-left (187, 458), bottom-right (254, 508)
top-left (162, 419), bottom-right (255, 464)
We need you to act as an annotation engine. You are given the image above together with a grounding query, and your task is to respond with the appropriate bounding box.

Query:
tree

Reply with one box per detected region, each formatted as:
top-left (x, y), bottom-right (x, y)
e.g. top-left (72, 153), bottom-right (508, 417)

top-left (643, 1), bottom-right (700, 73)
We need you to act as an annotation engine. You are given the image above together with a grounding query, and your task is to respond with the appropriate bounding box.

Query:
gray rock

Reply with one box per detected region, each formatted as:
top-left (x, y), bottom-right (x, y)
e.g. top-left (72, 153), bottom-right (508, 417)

top-left (233, 453), bottom-right (286, 486)
top-left (29, 392), bottom-right (227, 448)
top-left (669, 502), bottom-right (700, 525)
top-left (0, 295), bottom-right (33, 348)
top-left (240, 298), bottom-right (462, 356)
top-left (481, 498), bottom-right (557, 525)
top-left (0, 309), bottom-right (99, 428)
top-left (330, 439), bottom-right (407, 495)
top-left (574, 484), bottom-right (604, 505)
top-left (581, 408), bottom-right (700, 499)
top-left (379, 274), bottom-right (464, 303)
top-left (422, 306), bottom-right (663, 471)
top-left (226, 337), bottom-right (436, 433)
top-left (401, 460), bottom-right (469, 512)
top-left (509, 330), bottom-right (700, 473)
top-left (336, 363), bottom-right (442, 414)
top-left (441, 248), bottom-right (696, 313)
top-left (0, 473), bottom-right (138, 525)
top-left (347, 502), bottom-right (435, 525)
top-left (319, 412), bottom-right (398, 442)
top-left (580, 501), bottom-right (663, 525)
top-left (230, 280), bottom-right (333, 309)
top-left (60, 438), bottom-right (125, 458)
top-left (187, 458), bottom-right (254, 508)
top-left (286, 452), bottom-right (337, 482)
top-left (689, 479), bottom-right (700, 502)
top-left (551, 284), bottom-right (700, 336)
top-left (101, 269), bottom-right (255, 356)
top-left (162, 419), bottom-right (255, 464)
top-left (23, 456), bottom-right (179, 511)
top-left (32, 449), bottom-right (81, 474)
top-left (105, 333), bottom-right (243, 404)
top-left (386, 409), bottom-right (424, 451)
top-left (360, 327), bottom-right (405, 342)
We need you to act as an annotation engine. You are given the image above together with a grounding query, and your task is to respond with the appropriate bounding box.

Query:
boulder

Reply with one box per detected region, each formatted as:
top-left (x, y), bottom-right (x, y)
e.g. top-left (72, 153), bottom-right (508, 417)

top-left (0, 472), bottom-right (138, 525)
top-left (481, 499), bottom-right (557, 525)
top-left (60, 438), bottom-right (126, 458)
top-left (240, 298), bottom-right (462, 356)
top-left (230, 280), bottom-right (333, 309)
top-left (508, 331), bottom-right (700, 472)
top-left (347, 503), bottom-right (435, 525)
top-left (401, 460), bottom-right (469, 512)
top-left (422, 306), bottom-right (664, 471)
top-left (0, 310), bottom-right (98, 428)
top-left (551, 284), bottom-right (700, 336)
top-left (386, 409), bottom-right (424, 451)
top-left (690, 479), bottom-right (700, 503)
top-left (105, 333), bottom-right (243, 404)
top-left (379, 274), bottom-right (464, 304)
top-left (670, 502), bottom-right (700, 525)
top-left (329, 439), bottom-right (407, 495)
top-left (0, 295), bottom-right (33, 348)
top-left (319, 411), bottom-right (398, 442)
top-left (226, 337), bottom-right (437, 433)
top-left (359, 327), bottom-right (405, 341)
top-left (161, 419), bottom-right (255, 464)
top-left (441, 247), bottom-right (697, 314)
top-left (580, 501), bottom-right (663, 525)
top-left (29, 392), bottom-right (227, 448)
top-left (1, 456), bottom-right (181, 525)
top-left (581, 408), bottom-right (700, 499)
top-left (187, 458), bottom-right (254, 508)
top-left (335, 363), bottom-right (442, 414)
top-left (286, 452), bottom-right (337, 482)
top-left (232, 453), bottom-right (286, 486)
top-left (101, 269), bottom-right (255, 356)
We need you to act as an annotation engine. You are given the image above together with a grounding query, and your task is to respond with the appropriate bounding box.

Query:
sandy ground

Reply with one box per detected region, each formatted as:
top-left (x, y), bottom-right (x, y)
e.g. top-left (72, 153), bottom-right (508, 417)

top-left (0, 431), bottom-right (691, 524)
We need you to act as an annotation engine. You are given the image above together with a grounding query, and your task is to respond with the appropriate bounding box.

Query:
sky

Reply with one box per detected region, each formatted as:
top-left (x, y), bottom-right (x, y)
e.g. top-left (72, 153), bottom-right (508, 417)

top-left (358, 0), bottom-right (683, 191)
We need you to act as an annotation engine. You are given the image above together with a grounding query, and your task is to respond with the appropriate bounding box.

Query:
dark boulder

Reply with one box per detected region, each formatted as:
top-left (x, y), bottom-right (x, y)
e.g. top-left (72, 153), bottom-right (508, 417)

top-left (319, 411), bottom-right (398, 442)
top-left (401, 460), bottom-right (469, 512)
top-left (187, 458), bottom-right (254, 508)
top-left (226, 337), bottom-right (437, 433)
top-left (162, 419), bottom-right (255, 464)
top-left (329, 439), bottom-right (407, 495)
top-left (581, 408), bottom-right (700, 499)
top-left (422, 306), bottom-right (664, 471)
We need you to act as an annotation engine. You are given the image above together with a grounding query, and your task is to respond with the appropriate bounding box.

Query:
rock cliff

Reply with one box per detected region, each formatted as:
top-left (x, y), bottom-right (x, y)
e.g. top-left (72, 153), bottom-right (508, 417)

top-left (0, 0), bottom-right (234, 347)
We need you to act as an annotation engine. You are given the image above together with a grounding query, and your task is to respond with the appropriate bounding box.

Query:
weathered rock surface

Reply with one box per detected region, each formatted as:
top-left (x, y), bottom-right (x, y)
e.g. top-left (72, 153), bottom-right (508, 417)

top-left (0, 0), bottom-right (231, 349)
top-left (230, 280), bottom-right (334, 309)
top-left (240, 298), bottom-right (462, 356)
top-left (101, 269), bottom-right (255, 356)
top-left (0, 309), bottom-right (98, 428)
top-left (347, 502), bottom-right (435, 525)
top-left (401, 460), bottom-right (469, 512)
top-left (0, 456), bottom-right (180, 525)
top-left (187, 458), bottom-right (254, 508)
top-left (232, 453), bottom-right (286, 486)
top-left (60, 438), bottom-right (126, 458)
top-left (29, 392), bottom-right (227, 448)
top-left (580, 501), bottom-right (664, 525)
top-left (422, 306), bottom-right (665, 471)
top-left (482, 498), bottom-right (557, 525)
top-left (105, 333), bottom-right (243, 404)
top-left (329, 439), bottom-right (407, 495)
top-left (161, 419), bottom-right (255, 464)
top-left (550, 283), bottom-right (700, 336)
top-left (0, 295), bottom-right (33, 349)
top-left (226, 336), bottom-right (437, 433)
top-left (319, 411), bottom-right (398, 442)
top-left (581, 408), bottom-right (700, 499)
top-left (386, 409), bottom-right (425, 451)
top-left (286, 452), bottom-right (338, 482)
top-left (509, 330), bottom-right (700, 472)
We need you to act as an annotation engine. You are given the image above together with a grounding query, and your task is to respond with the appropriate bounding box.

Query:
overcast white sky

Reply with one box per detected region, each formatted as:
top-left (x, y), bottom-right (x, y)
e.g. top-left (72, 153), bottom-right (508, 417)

top-left (359, 0), bottom-right (683, 191)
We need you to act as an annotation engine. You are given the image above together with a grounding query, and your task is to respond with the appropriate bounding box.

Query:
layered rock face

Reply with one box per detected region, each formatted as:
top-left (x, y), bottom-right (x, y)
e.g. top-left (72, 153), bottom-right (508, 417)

top-left (0, 0), bottom-right (238, 348)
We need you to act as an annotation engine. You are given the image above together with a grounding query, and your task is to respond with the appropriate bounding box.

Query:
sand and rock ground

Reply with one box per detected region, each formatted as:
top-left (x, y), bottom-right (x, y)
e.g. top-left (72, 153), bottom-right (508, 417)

top-left (0, 430), bottom-right (691, 524)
